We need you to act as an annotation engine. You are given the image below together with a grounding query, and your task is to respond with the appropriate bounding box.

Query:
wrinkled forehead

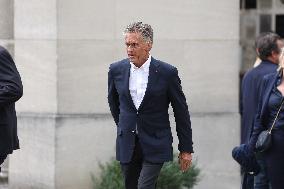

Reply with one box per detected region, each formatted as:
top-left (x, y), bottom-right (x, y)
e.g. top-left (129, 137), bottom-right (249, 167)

top-left (125, 32), bottom-right (145, 42)
top-left (124, 31), bottom-right (143, 37)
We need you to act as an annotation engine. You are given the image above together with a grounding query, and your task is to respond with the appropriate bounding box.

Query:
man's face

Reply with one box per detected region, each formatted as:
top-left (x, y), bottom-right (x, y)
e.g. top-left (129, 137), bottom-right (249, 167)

top-left (274, 39), bottom-right (284, 64)
top-left (125, 32), bottom-right (152, 66)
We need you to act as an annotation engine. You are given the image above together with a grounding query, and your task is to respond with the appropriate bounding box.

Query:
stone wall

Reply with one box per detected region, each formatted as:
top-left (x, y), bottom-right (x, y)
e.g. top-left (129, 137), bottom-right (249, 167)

top-left (7, 0), bottom-right (240, 188)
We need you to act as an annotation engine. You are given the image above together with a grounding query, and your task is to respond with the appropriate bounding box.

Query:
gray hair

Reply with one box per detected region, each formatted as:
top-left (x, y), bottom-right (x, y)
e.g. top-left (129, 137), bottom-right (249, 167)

top-left (124, 22), bottom-right (153, 44)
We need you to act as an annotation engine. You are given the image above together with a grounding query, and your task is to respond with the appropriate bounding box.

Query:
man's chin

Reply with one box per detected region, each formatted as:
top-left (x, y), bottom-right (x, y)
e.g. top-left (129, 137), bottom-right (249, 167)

top-left (128, 57), bottom-right (136, 62)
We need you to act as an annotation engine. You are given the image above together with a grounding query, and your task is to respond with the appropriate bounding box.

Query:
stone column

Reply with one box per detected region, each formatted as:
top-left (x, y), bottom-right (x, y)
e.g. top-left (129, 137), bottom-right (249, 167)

top-left (10, 0), bottom-right (117, 188)
top-left (9, 0), bottom-right (57, 188)
top-left (0, 0), bottom-right (14, 57)
top-left (53, 0), bottom-right (119, 188)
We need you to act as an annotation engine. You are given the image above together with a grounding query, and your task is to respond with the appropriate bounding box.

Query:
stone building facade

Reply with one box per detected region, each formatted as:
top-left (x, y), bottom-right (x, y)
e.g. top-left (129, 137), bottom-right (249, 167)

top-left (240, 0), bottom-right (284, 74)
top-left (0, 0), bottom-right (240, 189)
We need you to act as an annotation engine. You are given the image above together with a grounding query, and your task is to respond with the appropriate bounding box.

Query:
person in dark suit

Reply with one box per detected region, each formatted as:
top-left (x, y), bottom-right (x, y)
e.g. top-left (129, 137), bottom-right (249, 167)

top-left (0, 46), bottom-right (23, 171)
top-left (241, 32), bottom-right (283, 189)
top-left (249, 65), bottom-right (284, 189)
top-left (108, 22), bottom-right (193, 189)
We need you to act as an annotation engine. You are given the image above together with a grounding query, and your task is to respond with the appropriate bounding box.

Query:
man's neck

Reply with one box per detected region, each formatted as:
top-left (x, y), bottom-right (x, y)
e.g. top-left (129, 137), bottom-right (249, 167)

top-left (266, 57), bottom-right (278, 64)
top-left (133, 62), bottom-right (145, 68)
top-left (133, 55), bottom-right (150, 68)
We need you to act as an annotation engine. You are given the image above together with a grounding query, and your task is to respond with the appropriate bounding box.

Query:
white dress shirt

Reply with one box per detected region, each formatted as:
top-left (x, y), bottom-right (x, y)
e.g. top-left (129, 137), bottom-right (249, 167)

top-left (129, 55), bottom-right (151, 110)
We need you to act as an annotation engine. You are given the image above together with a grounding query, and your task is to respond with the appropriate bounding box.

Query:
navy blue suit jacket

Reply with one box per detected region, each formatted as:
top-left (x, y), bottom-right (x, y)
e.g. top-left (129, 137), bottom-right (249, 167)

top-left (108, 57), bottom-right (193, 163)
top-left (0, 46), bottom-right (23, 155)
top-left (240, 61), bottom-right (277, 144)
top-left (249, 71), bottom-right (280, 149)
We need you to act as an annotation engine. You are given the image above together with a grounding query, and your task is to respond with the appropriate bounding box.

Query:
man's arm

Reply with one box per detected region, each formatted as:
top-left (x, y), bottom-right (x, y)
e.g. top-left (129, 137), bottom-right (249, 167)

top-left (108, 65), bottom-right (120, 125)
top-left (0, 47), bottom-right (23, 107)
top-left (168, 67), bottom-right (193, 152)
top-left (168, 67), bottom-right (193, 171)
top-left (248, 75), bottom-right (270, 150)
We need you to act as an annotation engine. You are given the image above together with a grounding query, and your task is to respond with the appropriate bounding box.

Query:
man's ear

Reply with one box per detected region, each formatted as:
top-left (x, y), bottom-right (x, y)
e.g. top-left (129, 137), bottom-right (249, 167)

top-left (256, 48), bottom-right (260, 56)
top-left (147, 43), bottom-right (152, 51)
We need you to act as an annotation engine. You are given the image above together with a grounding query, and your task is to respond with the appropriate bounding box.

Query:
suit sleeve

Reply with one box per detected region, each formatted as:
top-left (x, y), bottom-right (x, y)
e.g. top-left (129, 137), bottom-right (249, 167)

top-left (248, 77), bottom-right (268, 150)
top-left (108, 64), bottom-right (120, 126)
top-left (240, 77), bottom-right (245, 117)
top-left (168, 67), bottom-right (193, 153)
top-left (0, 47), bottom-right (23, 107)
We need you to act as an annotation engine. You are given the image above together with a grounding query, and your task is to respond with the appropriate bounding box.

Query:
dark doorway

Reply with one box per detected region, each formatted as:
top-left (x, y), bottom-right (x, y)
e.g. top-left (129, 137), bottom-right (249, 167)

top-left (276, 15), bottom-right (284, 38)
top-left (260, 14), bottom-right (272, 33)
top-left (245, 0), bottom-right (257, 9)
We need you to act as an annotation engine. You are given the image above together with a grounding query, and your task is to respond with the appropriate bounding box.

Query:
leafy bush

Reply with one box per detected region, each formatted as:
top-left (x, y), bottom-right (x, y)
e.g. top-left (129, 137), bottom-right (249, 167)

top-left (92, 155), bottom-right (200, 189)
top-left (157, 157), bottom-right (200, 189)
top-left (91, 159), bottom-right (124, 189)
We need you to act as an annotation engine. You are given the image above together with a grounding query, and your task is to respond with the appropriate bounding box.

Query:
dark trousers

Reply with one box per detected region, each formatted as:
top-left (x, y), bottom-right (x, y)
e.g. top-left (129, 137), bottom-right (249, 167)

top-left (265, 129), bottom-right (284, 189)
top-left (254, 154), bottom-right (271, 189)
top-left (241, 172), bottom-right (254, 189)
top-left (0, 154), bottom-right (7, 172)
top-left (120, 137), bottom-right (163, 189)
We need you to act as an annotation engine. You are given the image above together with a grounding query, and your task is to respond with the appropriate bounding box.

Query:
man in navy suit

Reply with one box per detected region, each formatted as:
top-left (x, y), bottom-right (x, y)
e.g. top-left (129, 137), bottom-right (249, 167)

top-left (108, 22), bottom-right (193, 189)
top-left (0, 46), bottom-right (23, 171)
top-left (240, 32), bottom-right (283, 189)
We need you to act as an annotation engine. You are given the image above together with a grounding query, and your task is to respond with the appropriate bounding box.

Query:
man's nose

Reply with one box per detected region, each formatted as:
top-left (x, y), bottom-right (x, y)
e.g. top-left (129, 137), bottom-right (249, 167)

top-left (127, 46), bottom-right (133, 52)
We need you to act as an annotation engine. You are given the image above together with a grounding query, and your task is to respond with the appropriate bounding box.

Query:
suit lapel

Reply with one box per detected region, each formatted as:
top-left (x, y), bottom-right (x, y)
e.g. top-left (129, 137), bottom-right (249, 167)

top-left (261, 73), bottom-right (278, 117)
top-left (138, 57), bottom-right (160, 111)
top-left (122, 60), bottom-right (137, 111)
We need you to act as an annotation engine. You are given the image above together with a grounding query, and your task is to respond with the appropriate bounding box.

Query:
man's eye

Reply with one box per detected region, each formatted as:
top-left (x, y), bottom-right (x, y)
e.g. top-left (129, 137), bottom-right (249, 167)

top-left (126, 43), bottom-right (138, 48)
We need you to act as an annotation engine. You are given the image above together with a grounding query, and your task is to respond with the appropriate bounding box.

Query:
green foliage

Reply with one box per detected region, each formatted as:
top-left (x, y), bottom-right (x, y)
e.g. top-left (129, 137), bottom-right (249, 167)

top-left (157, 156), bottom-right (200, 189)
top-left (92, 155), bottom-right (200, 189)
top-left (91, 159), bottom-right (124, 189)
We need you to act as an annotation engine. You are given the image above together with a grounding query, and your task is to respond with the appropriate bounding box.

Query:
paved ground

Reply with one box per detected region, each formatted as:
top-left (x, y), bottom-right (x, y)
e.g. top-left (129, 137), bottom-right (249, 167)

top-left (0, 184), bottom-right (7, 189)
top-left (0, 172), bottom-right (8, 188)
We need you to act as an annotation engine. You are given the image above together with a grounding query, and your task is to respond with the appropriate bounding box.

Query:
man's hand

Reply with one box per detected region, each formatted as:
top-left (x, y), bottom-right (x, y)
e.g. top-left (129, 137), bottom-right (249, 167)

top-left (178, 152), bottom-right (192, 172)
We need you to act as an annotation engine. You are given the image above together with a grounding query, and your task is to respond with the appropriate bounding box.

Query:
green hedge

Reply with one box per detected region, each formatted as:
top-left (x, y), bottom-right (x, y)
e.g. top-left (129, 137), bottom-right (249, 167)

top-left (92, 155), bottom-right (200, 189)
